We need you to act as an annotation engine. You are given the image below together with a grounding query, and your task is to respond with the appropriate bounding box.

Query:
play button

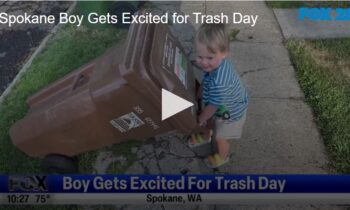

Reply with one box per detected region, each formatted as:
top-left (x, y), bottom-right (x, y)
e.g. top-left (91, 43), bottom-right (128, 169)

top-left (162, 89), bottom-right (194, 121)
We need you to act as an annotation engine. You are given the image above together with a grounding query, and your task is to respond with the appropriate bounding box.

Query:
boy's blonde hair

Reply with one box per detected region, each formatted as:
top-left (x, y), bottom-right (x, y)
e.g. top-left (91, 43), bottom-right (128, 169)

top-left (195, 23), bottom-right (229, 54)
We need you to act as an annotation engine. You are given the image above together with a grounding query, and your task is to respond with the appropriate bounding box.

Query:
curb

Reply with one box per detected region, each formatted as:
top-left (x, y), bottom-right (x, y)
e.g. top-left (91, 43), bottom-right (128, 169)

top-left (0, 1), bottom-right (77, 105)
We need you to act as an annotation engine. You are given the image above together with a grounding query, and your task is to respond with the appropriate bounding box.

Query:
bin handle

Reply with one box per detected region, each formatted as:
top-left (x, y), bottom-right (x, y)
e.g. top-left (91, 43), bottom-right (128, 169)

top-left (72, 74), bottom-right (89, 90)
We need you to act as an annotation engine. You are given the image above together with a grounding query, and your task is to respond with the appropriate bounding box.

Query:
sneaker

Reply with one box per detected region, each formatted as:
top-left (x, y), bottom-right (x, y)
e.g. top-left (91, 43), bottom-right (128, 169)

top-left (204, 153), bottom-right (230, 168)
top-left (188, 134), bottom-right (211, 147)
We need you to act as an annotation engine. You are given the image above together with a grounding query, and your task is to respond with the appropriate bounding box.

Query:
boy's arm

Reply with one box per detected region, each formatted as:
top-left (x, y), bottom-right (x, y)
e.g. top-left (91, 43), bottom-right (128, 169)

top-left (198, 104), bottom-right (218, 126)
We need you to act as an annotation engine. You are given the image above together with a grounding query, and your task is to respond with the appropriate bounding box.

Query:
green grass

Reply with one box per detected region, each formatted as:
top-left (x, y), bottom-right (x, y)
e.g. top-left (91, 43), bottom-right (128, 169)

top-left (0, 24), bottom-right (127, 173)
top-left (312, 38), bottom-right (350, 59)
top-left (267, 1), bottom-right (350, 8)
top-left (286, 39), bottom-right (350, 173)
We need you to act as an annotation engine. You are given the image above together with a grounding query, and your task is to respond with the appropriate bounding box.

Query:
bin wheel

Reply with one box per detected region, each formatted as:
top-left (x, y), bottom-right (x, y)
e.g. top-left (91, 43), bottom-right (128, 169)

top-left (110, 2), bottom-right (137, 28)
top-left (41, 154), bottom-right (78, 174)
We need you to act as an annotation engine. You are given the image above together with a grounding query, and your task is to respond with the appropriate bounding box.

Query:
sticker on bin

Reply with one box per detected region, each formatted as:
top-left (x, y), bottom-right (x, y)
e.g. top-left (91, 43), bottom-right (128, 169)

top-left (162, 34), bottom-right (174, 72)
top-left (110, 112), bottom-right (145, 133)
top-left (174, 47), bottom-right (187, 89)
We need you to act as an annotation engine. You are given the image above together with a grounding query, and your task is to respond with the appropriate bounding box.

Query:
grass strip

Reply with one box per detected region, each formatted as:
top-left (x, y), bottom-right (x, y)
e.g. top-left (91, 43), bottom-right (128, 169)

top-left (286, 39), bottom-right (350, 173)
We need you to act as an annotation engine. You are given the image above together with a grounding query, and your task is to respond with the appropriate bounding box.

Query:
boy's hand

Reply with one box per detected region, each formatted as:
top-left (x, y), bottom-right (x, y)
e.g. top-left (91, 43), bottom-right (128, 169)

top-left (198, 121), bottom-right (206, 127)
top-left (197, 104), bottom-right (218, 127)
top-left (197, 116), bottom-right (207, 127)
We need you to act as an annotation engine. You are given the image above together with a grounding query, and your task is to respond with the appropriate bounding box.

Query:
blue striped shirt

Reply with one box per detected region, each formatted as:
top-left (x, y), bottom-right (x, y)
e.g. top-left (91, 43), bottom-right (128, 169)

top-left (202, 59), bottom-right (249, 121)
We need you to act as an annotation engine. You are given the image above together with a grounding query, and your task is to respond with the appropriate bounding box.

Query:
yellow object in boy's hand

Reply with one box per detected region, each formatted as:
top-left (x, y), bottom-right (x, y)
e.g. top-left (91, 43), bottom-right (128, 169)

top-left (191, 134), bottom-right (197, 144)
top-left (214, 153), bottom-right (222, 164)
top-left (207, 155), bottom-right (215, 165)
top-left (196, 134), bottom-right (204, 143)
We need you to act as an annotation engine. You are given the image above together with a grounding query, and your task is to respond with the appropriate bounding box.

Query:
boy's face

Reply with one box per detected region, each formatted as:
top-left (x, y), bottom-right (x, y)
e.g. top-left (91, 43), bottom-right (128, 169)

top-left (195, 42), bottom-right (227, 73)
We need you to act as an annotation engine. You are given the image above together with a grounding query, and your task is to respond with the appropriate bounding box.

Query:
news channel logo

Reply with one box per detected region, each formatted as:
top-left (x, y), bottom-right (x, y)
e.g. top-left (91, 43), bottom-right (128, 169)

top-left (8, 175), bottom-right (48, 192)
top-left (298, 7), bottom-right (350, 21)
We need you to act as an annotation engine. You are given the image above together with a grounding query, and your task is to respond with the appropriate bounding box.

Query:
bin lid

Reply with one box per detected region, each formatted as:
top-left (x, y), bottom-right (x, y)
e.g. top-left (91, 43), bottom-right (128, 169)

top-left (149, 24), bottom-right (196, 114)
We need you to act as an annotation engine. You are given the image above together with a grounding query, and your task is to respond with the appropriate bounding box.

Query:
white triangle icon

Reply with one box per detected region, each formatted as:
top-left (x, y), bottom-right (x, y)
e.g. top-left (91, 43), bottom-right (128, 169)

top-left (162, 88), bottom-right (194, 121)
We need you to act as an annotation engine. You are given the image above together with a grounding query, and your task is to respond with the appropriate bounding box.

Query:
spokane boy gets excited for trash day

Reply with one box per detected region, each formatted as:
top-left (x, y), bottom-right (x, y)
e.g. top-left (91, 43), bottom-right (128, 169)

top-left (194, 23), bottom-right (249, 168)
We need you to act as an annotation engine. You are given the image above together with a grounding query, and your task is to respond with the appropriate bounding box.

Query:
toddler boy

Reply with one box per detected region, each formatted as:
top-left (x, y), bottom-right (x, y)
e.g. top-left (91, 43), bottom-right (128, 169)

top-left (194, 23), bottom-right (249, 168)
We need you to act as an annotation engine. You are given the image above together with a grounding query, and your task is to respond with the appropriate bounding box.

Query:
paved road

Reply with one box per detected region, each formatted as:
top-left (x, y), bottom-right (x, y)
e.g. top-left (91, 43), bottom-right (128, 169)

top-left (0, 1), bottom-right (70, 95)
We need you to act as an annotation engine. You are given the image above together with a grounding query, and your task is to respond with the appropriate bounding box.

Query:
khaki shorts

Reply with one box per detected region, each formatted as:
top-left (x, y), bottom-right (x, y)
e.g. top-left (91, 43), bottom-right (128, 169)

top-left (215, 112), bottom-right (247, 140)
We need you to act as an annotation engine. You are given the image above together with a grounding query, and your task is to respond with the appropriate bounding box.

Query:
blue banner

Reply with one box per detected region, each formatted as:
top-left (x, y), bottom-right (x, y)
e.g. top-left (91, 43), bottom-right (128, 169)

top-left (1, 175), bottom-right (350, 193)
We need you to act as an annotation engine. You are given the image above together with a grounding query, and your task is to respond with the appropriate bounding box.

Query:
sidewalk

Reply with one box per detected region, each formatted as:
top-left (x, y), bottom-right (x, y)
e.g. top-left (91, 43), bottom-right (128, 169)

top-left (203, 1), bottom-right (330, 174)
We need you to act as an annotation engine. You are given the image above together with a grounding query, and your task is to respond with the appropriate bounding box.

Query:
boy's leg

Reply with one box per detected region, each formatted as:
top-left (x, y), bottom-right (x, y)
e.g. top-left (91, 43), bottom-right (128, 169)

top-left (203, 128), bottom-right (213, 141)
top-left (205, 138), bottom-right (230, 167)
top-left (212, 113), bottom-right (247, 159)
top-left (205, 113), bottom-right (247, 167)
top-left (215, 138), bottom-right (230, 160)
top-left (202, 118), bottom-right (214, 140)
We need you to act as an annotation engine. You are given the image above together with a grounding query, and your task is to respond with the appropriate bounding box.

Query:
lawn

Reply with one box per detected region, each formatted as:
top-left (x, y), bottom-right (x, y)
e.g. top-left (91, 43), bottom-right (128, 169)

top-left (266, 0), bottom-right (350, 173)
top-left (0, 24), bottom-right (128, 173)
top-left (286, 38), bottom-right (350, 173)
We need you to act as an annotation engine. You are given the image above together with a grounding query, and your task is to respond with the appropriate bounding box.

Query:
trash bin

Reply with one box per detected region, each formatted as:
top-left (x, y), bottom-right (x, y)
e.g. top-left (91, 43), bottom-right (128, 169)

top-left (10, 22), bottom-right (198, 159)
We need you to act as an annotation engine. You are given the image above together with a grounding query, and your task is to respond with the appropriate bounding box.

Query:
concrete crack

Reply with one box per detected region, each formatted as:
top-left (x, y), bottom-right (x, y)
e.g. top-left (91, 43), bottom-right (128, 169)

top-left (240, 64), bottom-right (293, 77)
top-left (240, 67), bottom-right (270, 77)
top-left (251, 96), bottom-right (305, 101)
top-left (152, 143), bottom-right (163, 174)
top-left (233, 38), bottom-right (284, 45)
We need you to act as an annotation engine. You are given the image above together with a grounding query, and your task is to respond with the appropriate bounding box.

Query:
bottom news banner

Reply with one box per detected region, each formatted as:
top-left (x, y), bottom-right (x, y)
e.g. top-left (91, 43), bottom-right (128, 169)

top-left (1, 175), bottom-right (350, 205)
